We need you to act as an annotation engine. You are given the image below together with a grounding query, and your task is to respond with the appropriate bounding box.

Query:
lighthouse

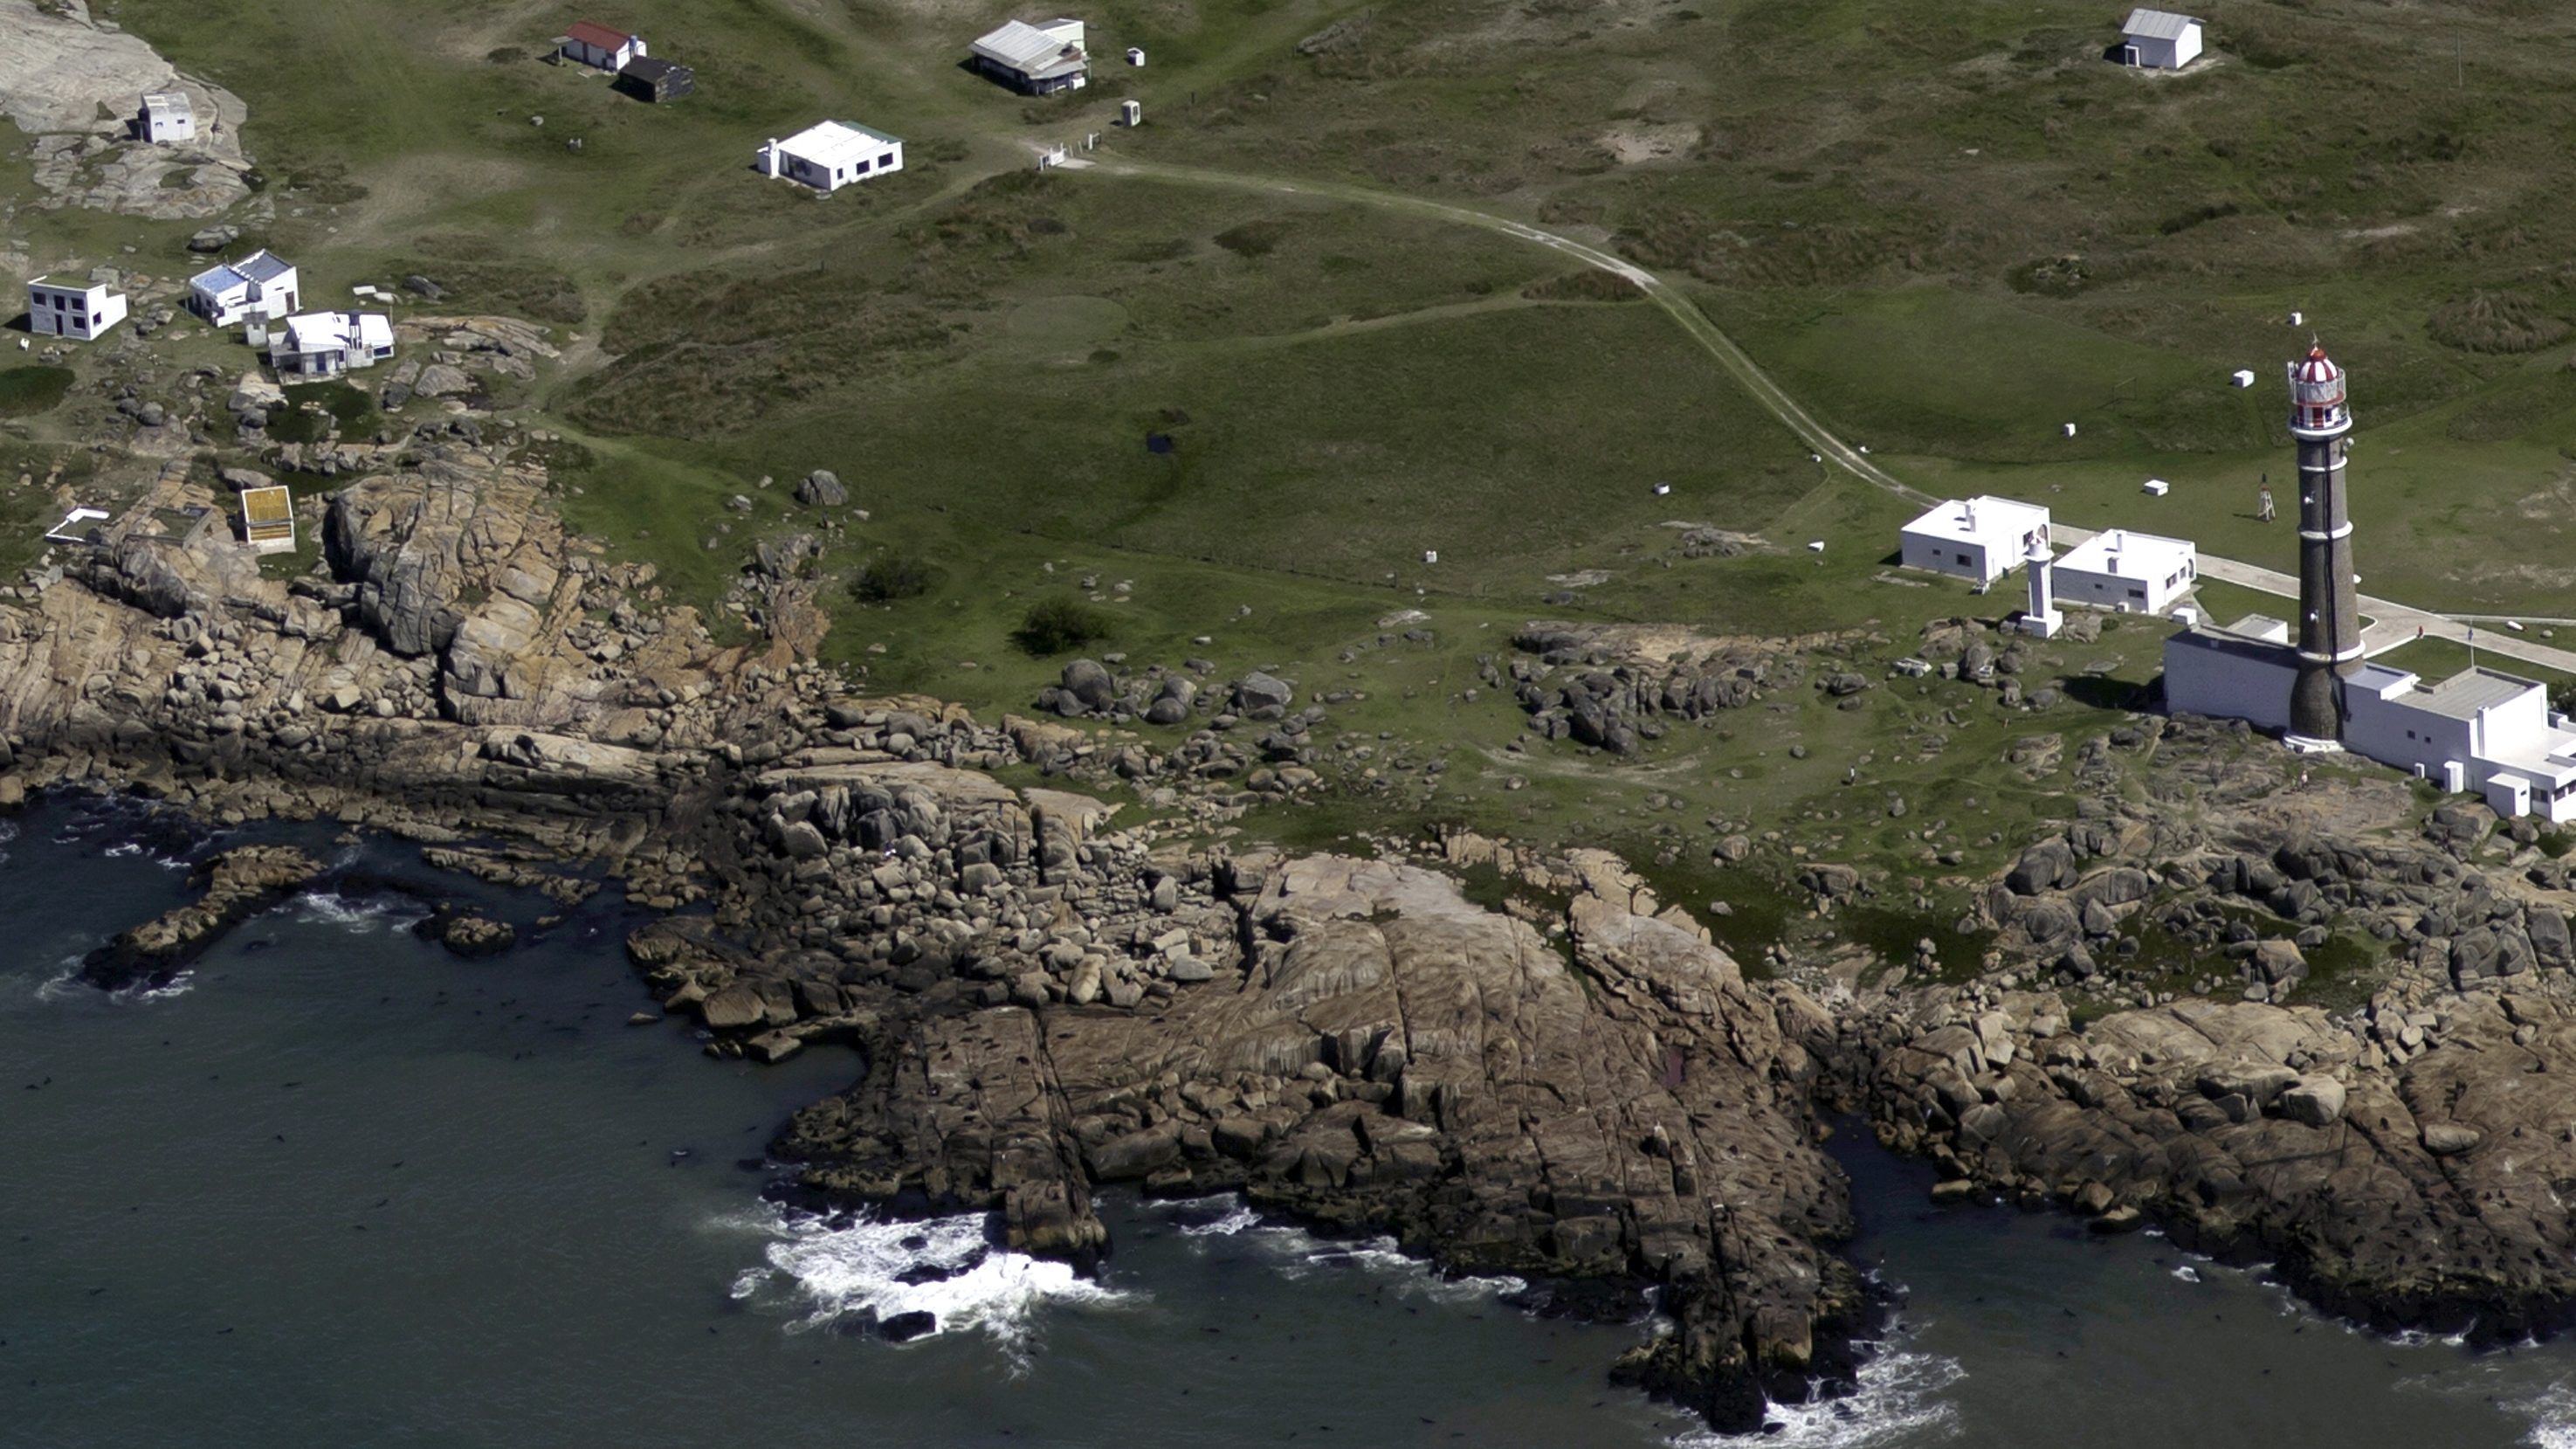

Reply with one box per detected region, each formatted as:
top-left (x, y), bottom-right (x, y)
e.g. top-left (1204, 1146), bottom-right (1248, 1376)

top-left (2022, 529), bottom-right (2061, 638)
top-left (2286, 344), bottom-right (2362, 743)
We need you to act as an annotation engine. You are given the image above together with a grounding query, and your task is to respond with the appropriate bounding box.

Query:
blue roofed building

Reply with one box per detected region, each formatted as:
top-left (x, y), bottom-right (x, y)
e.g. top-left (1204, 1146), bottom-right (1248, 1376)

top-left (188, 250), bottom-right (301, 328)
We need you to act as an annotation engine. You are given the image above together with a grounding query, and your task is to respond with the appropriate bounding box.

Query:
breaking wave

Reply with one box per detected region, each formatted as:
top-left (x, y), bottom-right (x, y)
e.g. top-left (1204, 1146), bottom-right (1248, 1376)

top-left (726, 1204), bottom-right (1131, 1355)
top-left (285, 891), bottom-right (429, 933)
top-left (1153, 1196), bottom-right (1527, 1306)
top-left (1679, 1341), bottom-right (1966, 1449)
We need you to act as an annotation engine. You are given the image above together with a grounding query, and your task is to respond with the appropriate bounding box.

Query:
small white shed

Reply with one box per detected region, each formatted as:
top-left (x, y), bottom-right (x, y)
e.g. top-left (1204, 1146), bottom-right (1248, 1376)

top-left (2118, 9), bottom-right (2203, 69)
top-left (2051, 528), bottom-right (2196, 612)
top-left (140, 91), bottom-right (195, 143)
top-left (1898, 496), bottom-right (2050, 584)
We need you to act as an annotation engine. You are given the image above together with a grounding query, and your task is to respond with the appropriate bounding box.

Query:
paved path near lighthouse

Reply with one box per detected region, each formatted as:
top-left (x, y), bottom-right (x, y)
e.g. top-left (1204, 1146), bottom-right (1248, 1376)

top-left (2050, 522), bottom-right (2576, 676)
top-left (1079, 150), bottom-right (2574, 678)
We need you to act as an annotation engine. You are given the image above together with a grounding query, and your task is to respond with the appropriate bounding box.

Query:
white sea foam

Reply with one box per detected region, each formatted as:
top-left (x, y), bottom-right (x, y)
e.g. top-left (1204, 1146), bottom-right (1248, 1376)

top-left (1673, 1342), bottom-right (1965, 1449)
top-left (2504, 1377), bottom-right (2576, 1449)
top-left (2171, 1265), bottom-right (2202, 1283)
top-left (728, 1206), bottom-right (1130, 1355)
top-left (1176, 1204), bottom-right (1264, 1238)
top-left (285, 892), bottom-right (427, 933)
top-left (102, 841), bottom-right (142, 858)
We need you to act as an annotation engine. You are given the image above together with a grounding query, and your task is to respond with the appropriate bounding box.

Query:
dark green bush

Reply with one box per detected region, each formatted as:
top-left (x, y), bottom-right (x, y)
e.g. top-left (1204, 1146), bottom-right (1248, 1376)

top-left (852, 554), bottom-right (935, 603)
top-left (1013, 597), bottom-right (1111, 655)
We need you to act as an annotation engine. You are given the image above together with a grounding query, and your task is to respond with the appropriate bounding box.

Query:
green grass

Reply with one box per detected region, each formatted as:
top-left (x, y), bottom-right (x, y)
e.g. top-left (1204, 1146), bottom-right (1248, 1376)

top-left (0, 368), bottom-right (75, 417)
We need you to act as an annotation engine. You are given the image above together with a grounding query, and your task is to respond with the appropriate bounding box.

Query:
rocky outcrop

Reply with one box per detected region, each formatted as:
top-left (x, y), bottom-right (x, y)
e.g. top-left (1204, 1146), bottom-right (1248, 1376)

top-left (722, 807), bottom-right (1860, 1430)
top-left (79, 845), bottom-right (326, 990)
top-left (0, 0), bottom-right (257, 218)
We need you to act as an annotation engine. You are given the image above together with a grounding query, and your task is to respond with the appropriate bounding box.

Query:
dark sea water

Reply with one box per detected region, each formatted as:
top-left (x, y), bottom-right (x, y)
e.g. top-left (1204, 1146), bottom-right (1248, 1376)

top-left (7, 791), bottom-right (2576, 1449)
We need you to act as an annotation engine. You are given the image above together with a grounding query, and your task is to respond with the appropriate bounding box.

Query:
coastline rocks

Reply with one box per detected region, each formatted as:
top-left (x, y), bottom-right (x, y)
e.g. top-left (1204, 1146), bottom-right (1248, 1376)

top-left (79, 845), bottom-right (327, 990)
top-left (775, 848), bottom-right (1859, 1432)
top-left (419, 909), bottom-right (516, 958)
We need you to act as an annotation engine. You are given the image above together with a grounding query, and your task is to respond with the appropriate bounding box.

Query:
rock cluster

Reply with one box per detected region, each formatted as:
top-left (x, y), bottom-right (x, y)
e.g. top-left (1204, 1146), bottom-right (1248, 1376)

top-left (79, 845), bottom-right (325, 990)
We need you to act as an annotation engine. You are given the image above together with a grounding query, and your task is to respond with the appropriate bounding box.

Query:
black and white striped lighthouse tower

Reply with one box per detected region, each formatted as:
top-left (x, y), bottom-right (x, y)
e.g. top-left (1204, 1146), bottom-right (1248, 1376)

top-left (2287, 344), bottom-right (2362, 742)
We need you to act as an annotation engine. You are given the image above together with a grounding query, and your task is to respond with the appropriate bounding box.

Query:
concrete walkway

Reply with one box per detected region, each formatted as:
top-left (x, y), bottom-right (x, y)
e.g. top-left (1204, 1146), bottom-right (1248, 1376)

top-left (2051, 523), bottom-right (2576, 676)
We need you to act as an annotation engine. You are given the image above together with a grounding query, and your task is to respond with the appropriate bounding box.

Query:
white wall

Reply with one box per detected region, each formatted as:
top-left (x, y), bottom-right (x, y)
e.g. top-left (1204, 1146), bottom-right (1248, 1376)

top-left (1900, 530), bottom-right (1994, 583)
top-left (2345, 689), bottom-right (2473, 781)
top-left (2163, 636), bottom-right (2295, 733)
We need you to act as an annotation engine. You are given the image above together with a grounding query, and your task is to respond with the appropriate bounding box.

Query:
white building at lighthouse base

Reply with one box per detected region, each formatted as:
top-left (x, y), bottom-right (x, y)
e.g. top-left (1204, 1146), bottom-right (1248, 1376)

top-left (2165, 618), bottom-right (2576, 821)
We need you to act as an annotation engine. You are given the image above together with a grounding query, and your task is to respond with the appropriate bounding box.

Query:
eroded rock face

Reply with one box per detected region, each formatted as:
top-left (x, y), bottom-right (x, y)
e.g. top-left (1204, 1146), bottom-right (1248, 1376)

top-left (767, 847), bottom-right (1861, 1430)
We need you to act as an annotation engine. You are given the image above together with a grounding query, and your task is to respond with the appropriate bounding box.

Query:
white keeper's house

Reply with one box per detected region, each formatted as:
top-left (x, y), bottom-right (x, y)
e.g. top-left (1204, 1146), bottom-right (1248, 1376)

top-left (2049, 528), bottom-right (2196, 613)
top-left (1898, 496), bottom-right (2051, 584)
top-left (187, 250), bottom-right (300, 328)
top-left (26, 276), bottom-right (128, 341)
top-left (756, 121), bottom-right (904, 192)
top-left (2168, 620), bottom-right (2576, 822)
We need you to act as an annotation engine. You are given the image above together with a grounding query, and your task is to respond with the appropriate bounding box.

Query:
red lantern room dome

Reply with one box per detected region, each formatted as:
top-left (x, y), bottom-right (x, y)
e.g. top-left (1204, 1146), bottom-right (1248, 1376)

top-left (2286, 342), bottom-right (2350, 437)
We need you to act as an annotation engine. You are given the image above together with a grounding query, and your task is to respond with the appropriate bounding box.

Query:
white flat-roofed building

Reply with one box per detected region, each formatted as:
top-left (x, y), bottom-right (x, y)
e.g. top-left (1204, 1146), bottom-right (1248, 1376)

top-left (187, 249), bottom-right (300, 328)
top-left (1898, 495), bottom-right (2050, 584)
top-left (27, 276), bottom-right (127, 341)
top-left (140, 91), bottom-right (195, 143)
top-left (756, 120), bottom-right (903, 192)
top-left (272, 311), bottom-right (394, 377)
top-left (2117, 9), bottom-right (2203, 69)
top-left (2166, 618), bottom-right (2576, 821)
top-left (969, 18), bottom-right (1090, 93)
top-left (2051, 528), bottom-right (2196, 613)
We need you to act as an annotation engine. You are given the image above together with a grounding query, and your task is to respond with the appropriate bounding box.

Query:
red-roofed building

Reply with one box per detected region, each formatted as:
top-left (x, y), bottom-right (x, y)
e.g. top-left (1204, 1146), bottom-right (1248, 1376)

top-left (558, 22), bottom-right (645, 72)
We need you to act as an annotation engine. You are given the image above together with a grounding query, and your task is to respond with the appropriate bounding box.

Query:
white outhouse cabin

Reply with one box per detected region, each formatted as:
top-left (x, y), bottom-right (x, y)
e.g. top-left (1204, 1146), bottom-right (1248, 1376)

top-left (2049, 528), bottom-right (2196, 612)
top-left (26, 276), bottom-right (128, 341)
top-left (139, 91), bottom-right (195, 143)
top-left (757, 121), bottom-right (903, 192)
top-left (1898, 496), bottom-right (2050, 584)
top-left (2117, 9), bottom-right (2203, 69)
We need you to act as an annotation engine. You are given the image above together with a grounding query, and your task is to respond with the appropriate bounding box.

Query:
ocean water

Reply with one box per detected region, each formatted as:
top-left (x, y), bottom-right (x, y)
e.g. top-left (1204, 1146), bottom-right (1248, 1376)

top-left (9, 791), bottom-right (2576, 1446)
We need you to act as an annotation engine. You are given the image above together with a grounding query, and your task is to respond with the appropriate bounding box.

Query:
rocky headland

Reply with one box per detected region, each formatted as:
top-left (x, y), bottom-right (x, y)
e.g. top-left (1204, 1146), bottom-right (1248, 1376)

top-left (21, 423), bottom-right (2576, 1429)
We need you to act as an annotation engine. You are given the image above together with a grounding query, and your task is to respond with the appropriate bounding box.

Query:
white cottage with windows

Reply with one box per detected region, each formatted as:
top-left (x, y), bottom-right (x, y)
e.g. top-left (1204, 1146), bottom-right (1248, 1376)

top-left (2117, 9), bottom-right (2203, 70)
top-left (26, 276), bottom-right (127, 341)
top-left (2050, 528), bottom-right (2196, 613)
top-left (1898, 496), bottom-right (2051, 584)
top-left (756, 121), bottom-right (904, 192)
top-left (272, 311), bottom-right (394, 377)
top-left (187, 250), bottom-right (300, 328)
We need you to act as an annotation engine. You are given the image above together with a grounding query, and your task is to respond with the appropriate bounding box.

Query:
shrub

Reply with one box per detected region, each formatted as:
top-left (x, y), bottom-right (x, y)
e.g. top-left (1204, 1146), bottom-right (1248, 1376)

top-left (2429, 291), bottom-right (2569, 354)
top-left (1012, 597), bottom-right (1111, 655)
top-left (851, 554), bottom-right (935, 603)
top-left (0, 366), bottom-right (74, 416)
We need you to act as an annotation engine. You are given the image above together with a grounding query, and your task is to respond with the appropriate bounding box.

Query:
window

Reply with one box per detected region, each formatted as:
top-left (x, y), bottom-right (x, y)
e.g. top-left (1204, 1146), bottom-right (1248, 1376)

top-left (1956, 552), bottom-right (1971, 567)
